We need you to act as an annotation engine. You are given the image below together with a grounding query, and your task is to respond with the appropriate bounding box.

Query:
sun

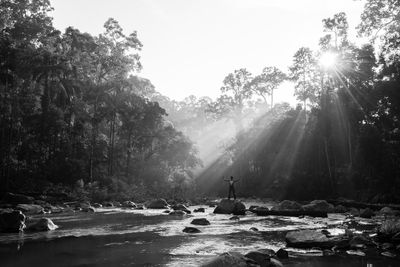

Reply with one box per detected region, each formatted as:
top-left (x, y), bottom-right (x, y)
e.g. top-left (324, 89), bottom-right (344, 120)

top-left (319, 52), bottom-right (337, 68)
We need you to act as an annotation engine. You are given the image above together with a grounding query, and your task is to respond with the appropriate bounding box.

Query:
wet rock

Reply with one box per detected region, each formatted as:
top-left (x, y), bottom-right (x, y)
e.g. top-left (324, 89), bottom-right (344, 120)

top-left (102, 202), bottom-right (114, 208)
top-left (92, 203), bottom-right (102, 208)
top-left (194, 207), bottom-right (205, 213)
top-left (214, 199), bottom-right (246, 215)
top-left (346, 250), bottom-right (366, 256)
top-left (270, 258), bottom-right (283, 267)
top-left (381, 251), bottom-right (397, 258)
top-left (271, 200), bottom-right (303, 211)
top-left (172, 204), bottom-right (191, 214)
top-left (349, 208), bottom-right (360, 216)
top-left (1, 192), bottom-right (34, 205)
top-left (200, 252), bottom-right (257, 267)
top-left (285, 229), bottom-right (349, 249)
top-left (191, 218), bottom-right (210, 226)
top-left (122, 201), bottom-right (136, 208)
top-left (245, 250), bottom-right (271, 267)
top-left (49, 205), bottom-right (64, 213)
top-left (163, 209), bottom-right (171, 213)
top-left (113, 201), bottom-right (122, 207)
top-left (252, 207), bottom-right (269, 215)
top-left (302, 200), bottom-right (334, 213)
top-left (334, 205), bottom-right (347, 213)
top-left (276, 248), bottom-right (288, 259)
top-left (380, 207), bottom-right (398, 215)
top-left (323, 249), bottom-right (335, 256)
top-left (349, 235), bottom-right (373, 249)
top-left (16, 204), bottom-right (44, 214)
top-left (135, 204), bottom-right (144, 210)
top-left (146, 198), bottom-right (169, 209)
top-left (381, 242), bottom-right (394, 250)
top-left (82, 206), bottom-right (95, 212)
top-left (250, 227), bottom-right (259, 232)
top-left (169, 210), bottom-right (186, 216)
top-left (230, 216), bottom-right (240, 220)
top-left (0, 209), bottom-right (26, 232)
top-left (27, 218), bottom-right (58, 231)
top-left (360, 208), bottom-right (374, 219)
top-left (183, 226), bottom-right (201, 233)
top-left (249, 205), bottom-right (259, 212)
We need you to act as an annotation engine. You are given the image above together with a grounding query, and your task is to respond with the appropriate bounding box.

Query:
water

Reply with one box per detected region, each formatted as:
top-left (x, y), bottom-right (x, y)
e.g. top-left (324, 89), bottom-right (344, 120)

top-left (0, 200), bottom-right (399, 266)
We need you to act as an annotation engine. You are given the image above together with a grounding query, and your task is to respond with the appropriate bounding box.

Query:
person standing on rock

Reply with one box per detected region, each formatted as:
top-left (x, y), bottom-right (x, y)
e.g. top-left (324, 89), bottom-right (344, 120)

top-left (224, 176), bottom-right (239, 200)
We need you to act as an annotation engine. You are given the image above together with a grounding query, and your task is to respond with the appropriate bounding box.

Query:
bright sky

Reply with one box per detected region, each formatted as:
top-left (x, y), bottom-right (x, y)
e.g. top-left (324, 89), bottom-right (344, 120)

top-left (50, 0), bottom-right (365, 104)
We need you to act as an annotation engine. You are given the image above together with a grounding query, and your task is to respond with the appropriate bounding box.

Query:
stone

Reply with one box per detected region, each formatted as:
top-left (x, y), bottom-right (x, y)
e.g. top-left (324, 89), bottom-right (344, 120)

top-left (102, 202), bottom-right (114, 208)
top-left (16, 204), bottom-right (44, 214)
top-left (1, 192), bottom-right (34, 205)
top-left (380, 207), bottom-right (398, 215)
top-left (359, 208), bottom-right (374, 219)
top-left (302, 200), bottom-right (334, 213)
top-left (172, 204), bottom-right (191, 214)
top-left (213, 199), bottom-right (246, 215)
top-left (245, 250), bottom-right (271, 267)
top-left (163, 209), bottom-right (171, 213)
top-left (270, 258), bottom-right (283, 267)
top-left (135, 204), bottom-right (144, 210)
top-left (381, 251), bottom-right (397, 258)
top-left (82, 206), bottom-right (95, 212)
top-left (27, 218), bottom-right (58, 231)
top-left (349, 235), bottom-right (373, 249)
top-left (92, 203), bottom-right (102, 208)
top-left (169, 210), bottom-right (186, 216)
top-left (200, 252), bottom-right (257, 267)
top-left (276, 248), bottom-right (288, 259)
top-left (323, 249), bottom-right (335, 256)
top-left (146, 198), bottom-right (169, 209)
top-left (194, 207), bottom-right (205, 213)
top-left (271, 200), bottom-right (303, 211)
top-left (334, 205), bottom-right (347, 213)
top-left (230, 216), bottom-right (240, 220)
top-left (0, 209), bottom-right (26, 232)
top-left (122, 201), bottom-right (137, 208)
top-left (249, 205), bottom-right (259, 212)
top-left (191, 218), bottom-right (210, 226)
top-left (285, 229), bottom-right (349, 249)
top-left (250, 227), bottom-right (259, 232)
top-left (349, 208), bottom-right (360, 216)
top-left (346, 250), bottom-right (366, 256)
top-left (183, 226), bottom-right (201, 233)
top-left (381, 243), bottom-right (394, 250)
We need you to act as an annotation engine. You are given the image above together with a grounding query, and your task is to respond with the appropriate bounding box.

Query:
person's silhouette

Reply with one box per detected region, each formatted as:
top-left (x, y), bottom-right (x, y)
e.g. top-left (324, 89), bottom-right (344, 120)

top-left (224, 176), bottom-right (239, 200)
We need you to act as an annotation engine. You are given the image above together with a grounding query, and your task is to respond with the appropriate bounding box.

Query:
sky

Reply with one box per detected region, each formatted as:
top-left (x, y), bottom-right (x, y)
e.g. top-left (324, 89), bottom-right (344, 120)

top-left (50, 0), bottom-right (366, 104)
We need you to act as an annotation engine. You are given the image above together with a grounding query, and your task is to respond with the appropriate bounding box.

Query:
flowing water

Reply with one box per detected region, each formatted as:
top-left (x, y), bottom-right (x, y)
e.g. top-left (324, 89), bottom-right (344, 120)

top-left (0, 200), bottom-right (399, 266)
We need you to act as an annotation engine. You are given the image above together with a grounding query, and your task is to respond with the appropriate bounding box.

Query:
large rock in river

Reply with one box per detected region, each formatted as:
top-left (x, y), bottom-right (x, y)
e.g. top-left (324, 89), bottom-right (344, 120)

top-left (16, 204), bottom-right (44, 214)
top-left (2, 192), bottom-right (34, 205)
top-left (146, 198), bottom-right (169, 209)
top-left (200, 252), bottom-right (258, 267)
top-left (0, 209), bottom-right (26, 232)
top-left (271, 200), bottom-right (303, 211)
top-left (286, 229), bottom-right (349, 249)
top-left (302, 200), bottom-right (334, 213)
top-left (27, 218), bottom-right (58, 231)
top-left (213, 199), bottom-right (246, 215)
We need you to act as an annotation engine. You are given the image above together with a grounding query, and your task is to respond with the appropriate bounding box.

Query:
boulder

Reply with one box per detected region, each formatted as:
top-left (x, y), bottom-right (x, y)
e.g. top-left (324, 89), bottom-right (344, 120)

top-left (302, 200), bottom-right (334, 213)
top-left (194, 207), bottom-right (205, 213)
top-left (1, 192), bottom-right (34, 205)
top-left (146, 198), bottom-right (169, 209)
top-left (122, 201), bottom-right (137, 208)
top-left (250, 227), bottom-right (259, 232)
top-left (244, 250), bottom-right (272, 267)
top-left (183, 226), bottom-right (201, 233)
top-left (16, 204), bottom-right (44, 214)
top-left (213, 199), bottom-right (246, 215)
top-left (82, 206), bottom-right (95, 212)
top-left (191, 218), bottom-right (210, 226)
top-left (285, 229), bottom-right (349, 249)
top-left (0, 209), bottom-right (26, 232)
top-left (271, 200), bottom-right (303, 211)
top-left (27, 218), bottom-right (58, 231)
top-left (172, 204), bottom-right (191, 214)
top-left (200, 252), bottom-right (257, 267)
top-left (230, 216), bottom-right (240, 220)
top-left (92, 203), bottom-right (102, 208)
top-left (276, 248), bottom-right (288, 259)
top-left (169, 210), bottom-right (186, 216)
top-left (360, 208), bottom-right (374, 219)
top-left (381, 251), bottom-right (397, 258)
top-left (346, 250), bottom-right (366, 256)
top-left (102, 202), bottom-right (114, 208)
top-left (334, 205), bottom-right (348, 213)
top-left (349, 208), bottom-right (360, 216)
top-left (349, 235), bottom-right (373, 249)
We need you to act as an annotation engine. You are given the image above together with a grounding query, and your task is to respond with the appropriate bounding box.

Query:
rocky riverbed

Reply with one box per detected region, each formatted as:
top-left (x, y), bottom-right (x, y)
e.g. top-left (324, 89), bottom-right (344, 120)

top-left (0, 196), bottom-right (400, 266)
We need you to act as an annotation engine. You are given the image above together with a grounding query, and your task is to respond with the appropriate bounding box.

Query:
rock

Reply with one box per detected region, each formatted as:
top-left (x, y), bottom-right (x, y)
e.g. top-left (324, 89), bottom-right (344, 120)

top-left (16, 204), bottom-right (44, 214)
top-left (381, 242), bottom-right (394, 250)
top-left (135, 204), bottom-right (144, 210)
top-left (286, 229), bottom-right (349, 249)
top-left (323, 249), bottom-right (335, 256)
top-left (381, 251), bottom-right (397, 258)
top-left (122, 201), bottom-right (137, 208)
top-left (349, 235), bottom-right (373, 249)
top-left (26, 218), bottom-right (58, 231)
top-left (200, 252), bottom-right (257, 267)
top-left (252, 207), bottom-right (269, 215)
top-left (271, 200), bottom-right (303, 211)
top-left (183, 226), bottom-right (201, 233)
top-left (213, 199), bottom-right (246, 215)
top-left (249, 205), bottom-right (259, 212)
top-left (346, 250), bottom-right (366, 256)
top-left (230, 216), bottom-right (240, 220)
top-left (244, 250), bottom-right (271, 267)
top-left (163, 209), bottom-right (171, 213)
top-left (380, 207), bottom-right (398, 215)
top-left (169, 210), bottom-right (186, 216)
top-left (270, 258), bottom-right (283, 267)
top-left (102, 202), bottom-right (114, 208)
top-left (249, 227), bottom-right (259, 232)
top-left (1, 192), bottom-right (34, 204)
top-left (349, 208), bottom-right (360, 216)
top-left (0, 209), bottom-right (26, 232)
top-left (191, 218), bottom-right (210, 226)
top-left (92, 203), bottom-right (102, 208)
top-left (146, 198), bottom-right (169, 209)
top-left (194, 207), bottom-right (205, 213)
top-left (302, 200), bottom-right (334, 213)
top-left (276, 248), bottom-right (288, 259)
top-left (113, 201), bottom-right (122, 207)
top-left (334, 205), bottom-right (347, 213)
top-left (360, 208), bottom-right (374, 219)
top-left (172, 204), bottom-right (191, 214)
top-left (82, 206), bottom-right (95, 212)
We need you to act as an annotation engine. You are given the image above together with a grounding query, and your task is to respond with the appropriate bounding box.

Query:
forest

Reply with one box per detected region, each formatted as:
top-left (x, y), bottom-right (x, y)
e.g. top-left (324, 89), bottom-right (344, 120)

top-left (1, 0), bottom-right (400, 204)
